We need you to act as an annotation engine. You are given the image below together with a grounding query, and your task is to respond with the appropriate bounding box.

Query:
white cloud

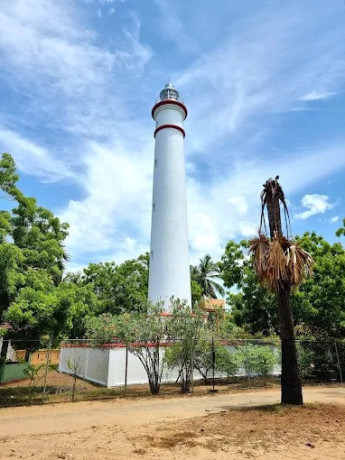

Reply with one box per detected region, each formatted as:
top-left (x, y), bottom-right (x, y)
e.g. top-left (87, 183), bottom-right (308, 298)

top-left (186, 142), bottom-right (345, 262)
top-left (1, 0), bottom-right (345, 270)
top-left (62, 136), bottom-right (345, 267)
top-left (301, 91), bottom-right (337, 101)
top-left (0, 128), bottom-right (78, 183)
top-left (60, 140), bottom-right (153, 262)
top-left (154, 0), bottom-right (199, 54)
top-left (189, 212), bottom-right (220, 255)
top-left (175, 4), bottom-right (345, 158)
top-left (0, 0), bottom-right (152, 140)
top-left (329, 216), bottom-right (339, 223)
top-left (295, 194), bottom-right (334, 220)
top-left (228, 196), bottom-right (248, 216)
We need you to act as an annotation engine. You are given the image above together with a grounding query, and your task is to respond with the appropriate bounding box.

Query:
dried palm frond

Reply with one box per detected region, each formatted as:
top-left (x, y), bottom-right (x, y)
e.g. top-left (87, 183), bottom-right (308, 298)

top-left (266, 237), bottom-right (289, 290)
top-left (277, 234), bottom-right (291, 251)
top-left (286, 243), bottom-right (313, 285)
top-left (249, 234), bottom-right (269, 275)
top-left (250, 233), bottom-right (313, 291)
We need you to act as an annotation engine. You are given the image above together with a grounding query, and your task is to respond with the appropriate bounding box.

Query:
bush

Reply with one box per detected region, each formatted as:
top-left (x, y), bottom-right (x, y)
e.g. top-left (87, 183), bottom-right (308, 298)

top-left (239, 343), bottom-right (276, 378)
top-left (166, 302), bottom-right (204, 393)
top-left (216, 346), bottom-right (241, 377)
top-left (193, 341), bottom-right (240, 382)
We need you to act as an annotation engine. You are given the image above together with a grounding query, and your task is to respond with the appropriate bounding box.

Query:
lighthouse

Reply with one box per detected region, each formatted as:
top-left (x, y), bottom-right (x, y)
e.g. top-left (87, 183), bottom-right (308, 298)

top-left (148, 83), bottom-right (191, 310)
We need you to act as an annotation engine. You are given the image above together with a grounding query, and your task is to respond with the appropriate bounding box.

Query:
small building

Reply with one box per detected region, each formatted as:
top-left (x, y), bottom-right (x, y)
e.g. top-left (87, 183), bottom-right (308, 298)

top-left (199, 297), bottom-right (226, 329)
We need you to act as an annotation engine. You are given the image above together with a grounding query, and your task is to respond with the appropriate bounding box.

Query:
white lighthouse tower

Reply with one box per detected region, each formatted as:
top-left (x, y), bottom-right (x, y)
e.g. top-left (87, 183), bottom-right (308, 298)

top-left (148, 83), bottom-right (191, 310)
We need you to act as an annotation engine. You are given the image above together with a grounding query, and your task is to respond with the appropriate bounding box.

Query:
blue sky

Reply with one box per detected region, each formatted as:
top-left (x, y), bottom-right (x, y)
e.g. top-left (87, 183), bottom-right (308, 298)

top-left (0, 0), bottom-right (344, 271)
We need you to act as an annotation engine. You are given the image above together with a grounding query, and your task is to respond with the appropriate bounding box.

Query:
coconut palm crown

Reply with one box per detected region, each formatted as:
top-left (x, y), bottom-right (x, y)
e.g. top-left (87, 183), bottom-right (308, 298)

top-left (191, 254), bottom-right (225, 298)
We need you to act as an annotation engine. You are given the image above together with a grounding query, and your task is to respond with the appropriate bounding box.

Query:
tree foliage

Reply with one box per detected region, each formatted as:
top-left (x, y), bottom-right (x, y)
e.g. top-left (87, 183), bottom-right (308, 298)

top-left (0, 153), bottom-right (96, 353)
top-left (220, 240), bottom-right (278, 336)
top-left (191, 254), bottom-right (225, 299)
top-left (193, 340), bottom-right (241, 381)
top-left (165, 301), bottom-right (204, 393)
top-left (238, 343), bottom-right (277, 377)
top-left (71, 254), bottom-right (149, 315)
top-left (220, 231), bottom-right (345, 339)
top-left (291, 232), bottom-right (345, 338)
top-left (116, 301), bottom-right (167, 395)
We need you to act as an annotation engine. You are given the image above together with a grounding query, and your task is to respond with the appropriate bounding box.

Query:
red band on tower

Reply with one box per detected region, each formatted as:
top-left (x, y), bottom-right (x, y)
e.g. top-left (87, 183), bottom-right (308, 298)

top-left (154, 124), bottom-right (186, 138)
top-left (152, 100), bottom-right (188, 120)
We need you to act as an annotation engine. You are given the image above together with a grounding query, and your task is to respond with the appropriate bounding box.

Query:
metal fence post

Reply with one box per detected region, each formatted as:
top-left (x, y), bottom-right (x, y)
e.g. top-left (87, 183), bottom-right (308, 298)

top-left (124, 344), bottom-right (129, 393)
top-left (190, 342), bottom-right (194, 394)
top-left (334, 340), bottom-right (343, 383)
top-left (212, 337), bottom-right (215, 390)
top-left (209, 336), bottom-right (218, 393)
top-left (42, 338), bottom-right (52, 400)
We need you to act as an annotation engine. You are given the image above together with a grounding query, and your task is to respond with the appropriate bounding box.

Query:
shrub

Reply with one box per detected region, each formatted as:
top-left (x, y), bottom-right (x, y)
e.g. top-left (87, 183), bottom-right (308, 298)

top-left (216, 346), bottom-right (241, 377)
top-left (239, 343), bottom-right (276, 378)
top-left (165, 302), bottom-right (204, 393)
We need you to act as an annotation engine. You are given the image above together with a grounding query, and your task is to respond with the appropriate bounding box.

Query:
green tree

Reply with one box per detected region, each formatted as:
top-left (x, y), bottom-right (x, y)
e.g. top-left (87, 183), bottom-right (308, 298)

top-left (85, 313), bottom-right (118, 344)
top-left (220, 240), bottom-right (278, 336)
top-left (239, 343), bottom-right (277, 378)
top-left (85, 302), bottom-right (167, 395)
top-left (193, 340), bottom-right (240, 382)
top-left (81, 262), bottom-right (118, 313)
top-left (191, 279), bottom-right (203, 306)
top-left (336, 218), bottom-right (345, 237)
top-left (221, 233), bottom-right (345, 339)
top-left (116, 301), bottom-right (167, 395)
top-left (0, 153), bottom-right (96, 357)
top-left (78, 253), bottom-right (149, 315)
top-left (292, 232), bottom-right (345, 338)
top-left (216, 346), bottom-right (241, 377)
top-left (296, 343), bottom-right (315, 381)
top-left (0, 153), bottom-right (69, 293)
top-left (5, 272), bottom-right (98, 356)
top-left (191, 254), bottom-right (225, 299)
top-left (165, 301), bottom-right (204, 393)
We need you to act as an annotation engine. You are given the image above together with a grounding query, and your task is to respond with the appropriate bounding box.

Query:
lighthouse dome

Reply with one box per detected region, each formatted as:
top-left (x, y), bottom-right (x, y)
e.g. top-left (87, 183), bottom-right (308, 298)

top-left (159, 82), bottom-right (179, 101)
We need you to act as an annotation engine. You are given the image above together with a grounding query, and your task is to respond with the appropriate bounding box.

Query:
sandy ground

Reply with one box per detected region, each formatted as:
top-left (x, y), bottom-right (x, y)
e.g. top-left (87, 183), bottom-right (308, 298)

top-left (0, 386), bottom-right (344, 459)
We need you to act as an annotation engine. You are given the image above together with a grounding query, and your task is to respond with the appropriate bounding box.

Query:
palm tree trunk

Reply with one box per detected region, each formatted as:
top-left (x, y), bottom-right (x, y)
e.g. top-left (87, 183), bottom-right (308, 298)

top-left (266, 187), bottom-right (303, 405)
top-left (278, 284), bottom-right (303, 405)
top-left (267, 196), bottom-right (282, 238)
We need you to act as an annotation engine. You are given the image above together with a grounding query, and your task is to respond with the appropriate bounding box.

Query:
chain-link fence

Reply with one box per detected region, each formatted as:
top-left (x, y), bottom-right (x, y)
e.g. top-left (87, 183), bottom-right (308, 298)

top-left (296, 339), bottom-right (344, 383)
top-left (0, 337), bottom-right (344, 407)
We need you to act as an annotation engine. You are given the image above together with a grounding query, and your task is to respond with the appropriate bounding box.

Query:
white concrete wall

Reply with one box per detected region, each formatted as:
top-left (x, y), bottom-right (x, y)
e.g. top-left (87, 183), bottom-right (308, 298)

top-left (59, 347), bottom-right (109, 386)
top-left (0, 339), bottom-right (18, 362)
top-left (60, 345), bottom-right (281, 388)
top-left (148, 99), bottom-right (191, 310)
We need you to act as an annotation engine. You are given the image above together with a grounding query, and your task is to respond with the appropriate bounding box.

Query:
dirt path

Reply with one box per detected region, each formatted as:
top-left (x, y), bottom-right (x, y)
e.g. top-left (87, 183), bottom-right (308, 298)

top-left (0, 386), bottom-right (344, 459)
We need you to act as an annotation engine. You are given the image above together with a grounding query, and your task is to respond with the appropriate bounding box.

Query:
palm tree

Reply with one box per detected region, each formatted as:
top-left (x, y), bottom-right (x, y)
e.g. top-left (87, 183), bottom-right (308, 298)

top-left (191, 255), bottom-right (225, 298)
top-left (250, 177), bottom-right (313, 405)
